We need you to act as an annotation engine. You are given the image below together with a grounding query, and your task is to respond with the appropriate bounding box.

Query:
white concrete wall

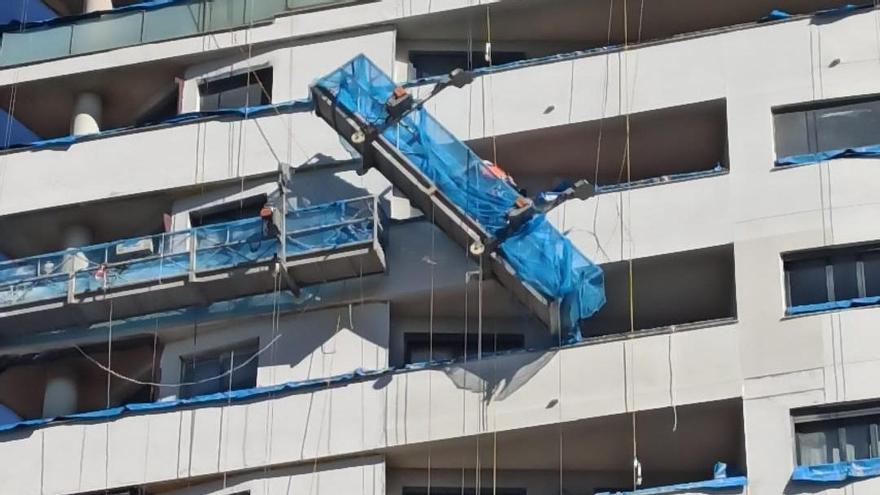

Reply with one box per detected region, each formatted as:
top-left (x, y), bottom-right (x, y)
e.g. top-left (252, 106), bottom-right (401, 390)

top-left (0, 322), bottom-right (740, 495)
top-left (0, 28), bottom-right (396, 217)
top-left (164, 455), bottom-right (385, 495)
top-left (158, 302), bottom-right (390, 400)
top-left (1, 5), bottom-right (880, 495)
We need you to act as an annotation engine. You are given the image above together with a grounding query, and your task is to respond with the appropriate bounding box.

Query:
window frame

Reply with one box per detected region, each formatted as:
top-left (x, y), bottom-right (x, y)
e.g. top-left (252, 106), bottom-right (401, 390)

top-left (198, 66), bottom-right (273, 111)
top-left (407, 50), bottom-right (527, 78)
top-left (402, 332), bottom-right (526, 365)
top-left (189, 193), bottom-right (267, 228)
top-left (179, 339), bottom-right (260, 399)
top-left (783, 242), bottom-right (880, 311)
top-left (791, 401), bottom-right (880, 467)
top-left (772, 92), bottom-right (880, 160)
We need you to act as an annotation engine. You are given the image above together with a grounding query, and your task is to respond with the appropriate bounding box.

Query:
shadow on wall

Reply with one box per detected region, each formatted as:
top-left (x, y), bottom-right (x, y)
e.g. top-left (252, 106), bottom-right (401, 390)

top-left (784, 480), bottom-right (847, 494)
top-left (442, 350), bottom-right (556, 402)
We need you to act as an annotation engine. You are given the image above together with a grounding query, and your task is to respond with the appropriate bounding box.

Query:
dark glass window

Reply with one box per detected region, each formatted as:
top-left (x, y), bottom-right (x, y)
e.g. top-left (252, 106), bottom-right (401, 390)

top-left (864, 252), bottom-right (880, 296)
top-left (787, 258), bottom-right (829, 307)
top-left (403, 333), bottom-right (525, 365)
top-left (409, 51), bottom-right (526, 78)
top-left (795, 411), bottom-right (880, 466)
top-left (189, 194), bottom-right (266, 227)
top-left (199, 67), bottom-right (272, 111)
top-left (785, 244), bottom-right (880, 312)
top-left (774, 96), bottom-right (880, 159)
top-left (180, 341), bottom-right (258, 399)
top-left (831, 255), bottom-right (860, 302)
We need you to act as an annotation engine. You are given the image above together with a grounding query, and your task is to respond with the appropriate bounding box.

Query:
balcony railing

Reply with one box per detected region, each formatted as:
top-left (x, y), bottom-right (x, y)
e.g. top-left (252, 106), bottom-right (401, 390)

top-left (0, 0), bottom-right (357, 67)
top-left (0, 196), bottom-right (378, 309)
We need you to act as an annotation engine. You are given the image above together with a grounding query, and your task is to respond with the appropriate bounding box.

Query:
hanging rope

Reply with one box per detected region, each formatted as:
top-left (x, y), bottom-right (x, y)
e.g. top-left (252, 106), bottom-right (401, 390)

top-left (74, 333), bottom-right (283, 389)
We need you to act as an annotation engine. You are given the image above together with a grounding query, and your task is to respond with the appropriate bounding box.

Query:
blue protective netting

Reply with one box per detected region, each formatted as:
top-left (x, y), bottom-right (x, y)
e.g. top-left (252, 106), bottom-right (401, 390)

top-left (317, 55), bottom-right (521, 235)
top-left (499, 216), bottom-right (605, 336)
top-left (0, 197), bottom-right (375, 308)
top-left (315, 55), bottom-right (605, 336)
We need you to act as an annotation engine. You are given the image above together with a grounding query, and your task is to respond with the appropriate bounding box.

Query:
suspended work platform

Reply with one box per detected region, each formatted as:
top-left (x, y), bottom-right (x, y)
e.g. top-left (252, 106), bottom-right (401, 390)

top-left (0, 196), bottom-right (385, 336)
top-left (312, 55), bottom-right (605, 339)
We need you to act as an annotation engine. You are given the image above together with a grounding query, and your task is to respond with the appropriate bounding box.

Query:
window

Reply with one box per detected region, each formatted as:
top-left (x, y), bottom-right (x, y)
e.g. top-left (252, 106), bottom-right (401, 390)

top-left (774, 95), bottom-right (880, 159)
top-left (794, 403), bottom-right (880, 466)
top-left (189, 194), bottom-right (267, 227)
top-left (409, 51), bottom-right (526, 78)
top-left (784, 243), bottom-right (880, 312)
top-left (404, 488), bottom-right (525, 495)
top-left (199, 67), bottom-right (272, 111)
top-left (180, 340), bottom-right (259, 398)
top-left (403, 333), bottom-right (525, 364)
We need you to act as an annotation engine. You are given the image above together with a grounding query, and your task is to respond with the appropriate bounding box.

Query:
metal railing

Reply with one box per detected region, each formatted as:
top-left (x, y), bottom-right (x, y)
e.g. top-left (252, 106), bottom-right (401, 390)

top-left (0, 0), bottom-right (357, 67)
top-left (0, 196), bottom-right (378, 309)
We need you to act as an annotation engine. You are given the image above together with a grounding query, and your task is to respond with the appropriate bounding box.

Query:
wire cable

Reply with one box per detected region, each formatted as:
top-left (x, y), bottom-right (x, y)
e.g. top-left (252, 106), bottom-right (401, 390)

top-left (74, 333), bottom-right (283, 389)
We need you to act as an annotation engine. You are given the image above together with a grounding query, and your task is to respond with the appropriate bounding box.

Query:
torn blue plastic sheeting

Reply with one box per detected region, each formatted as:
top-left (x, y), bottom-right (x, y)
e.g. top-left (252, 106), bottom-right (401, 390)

top-left (0, 367), bottom-right (393, 434)
top-left (1, 98), bottom-right (313, 152)
top-left (815, 4), bottom-right (866, 18)
top-left (792, 457), bottom-right (880, 482)
top-left (760, 9), bottom-right (793, 22)
top-left (594, 477), bottom-right (747, 495)
top-left (597, 462), bottom-right (746, 495)
top-left (775, 144), bottom-right (880, 167)
top-left (317, 55), bottom-right (521, 235)
top-left (0, 342), bottom-right (556, 434)
top-left (787, 296), bottom-right (880, 316)
top-left (499, 216), bottom-right (605, 339)
top-left (315, 55), bottom-right (605, 335)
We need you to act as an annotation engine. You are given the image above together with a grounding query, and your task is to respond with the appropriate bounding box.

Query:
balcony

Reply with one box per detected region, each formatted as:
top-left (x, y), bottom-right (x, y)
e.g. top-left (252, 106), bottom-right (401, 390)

top-left (0, 0), bottom-right (358, 68)
top-left (0, 195), bottom-right (385, 334)
top-left (0, 321), bottom-right (742, 495)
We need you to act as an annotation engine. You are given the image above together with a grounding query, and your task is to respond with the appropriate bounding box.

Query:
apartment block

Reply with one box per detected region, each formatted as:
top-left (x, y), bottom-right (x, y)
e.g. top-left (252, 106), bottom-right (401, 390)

top-left (0, 1), bottom-right (879, 494)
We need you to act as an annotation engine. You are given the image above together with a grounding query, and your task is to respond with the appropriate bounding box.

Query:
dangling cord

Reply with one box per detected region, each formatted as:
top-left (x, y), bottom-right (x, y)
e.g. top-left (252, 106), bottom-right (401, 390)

top-left (427, 203), bottom-right (436, 495)
top-left (621, 0), bottom-right (640, 491)
top-left (150, 319), bottom-right (159, 401)
top-left (0, 0), bottom-right (28, 198)
top-left (104, 300), bottom-right (114, 490)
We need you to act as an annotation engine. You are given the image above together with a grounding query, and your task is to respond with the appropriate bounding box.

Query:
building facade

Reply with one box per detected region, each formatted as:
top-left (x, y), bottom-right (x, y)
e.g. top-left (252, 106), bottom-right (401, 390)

top-left (0, 0), bottom-right (879, 494)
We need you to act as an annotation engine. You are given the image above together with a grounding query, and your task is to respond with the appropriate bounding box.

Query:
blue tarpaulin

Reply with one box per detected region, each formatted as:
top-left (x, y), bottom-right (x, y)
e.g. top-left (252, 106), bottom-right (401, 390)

top-left (597, 463), bottom-right (747, 495)
top-left (788, 296), bottom-right (880, 316)
top-left (315, 55), bottom-right (605, 336)
top-left (775, 144), bottom-right (880, 167)
top-left (759, 4), bottom-right (867, 23)
top-left (0, 197), bottom-right (375, 308)
top-left (792, 458), bottom-right (880, 482)
top-left (499, 216), bottom-right (605, 337)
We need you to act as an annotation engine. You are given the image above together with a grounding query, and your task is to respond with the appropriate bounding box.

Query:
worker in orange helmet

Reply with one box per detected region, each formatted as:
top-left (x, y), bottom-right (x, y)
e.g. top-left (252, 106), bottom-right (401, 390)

top-left (481, 160), bottom-right (531, 209)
